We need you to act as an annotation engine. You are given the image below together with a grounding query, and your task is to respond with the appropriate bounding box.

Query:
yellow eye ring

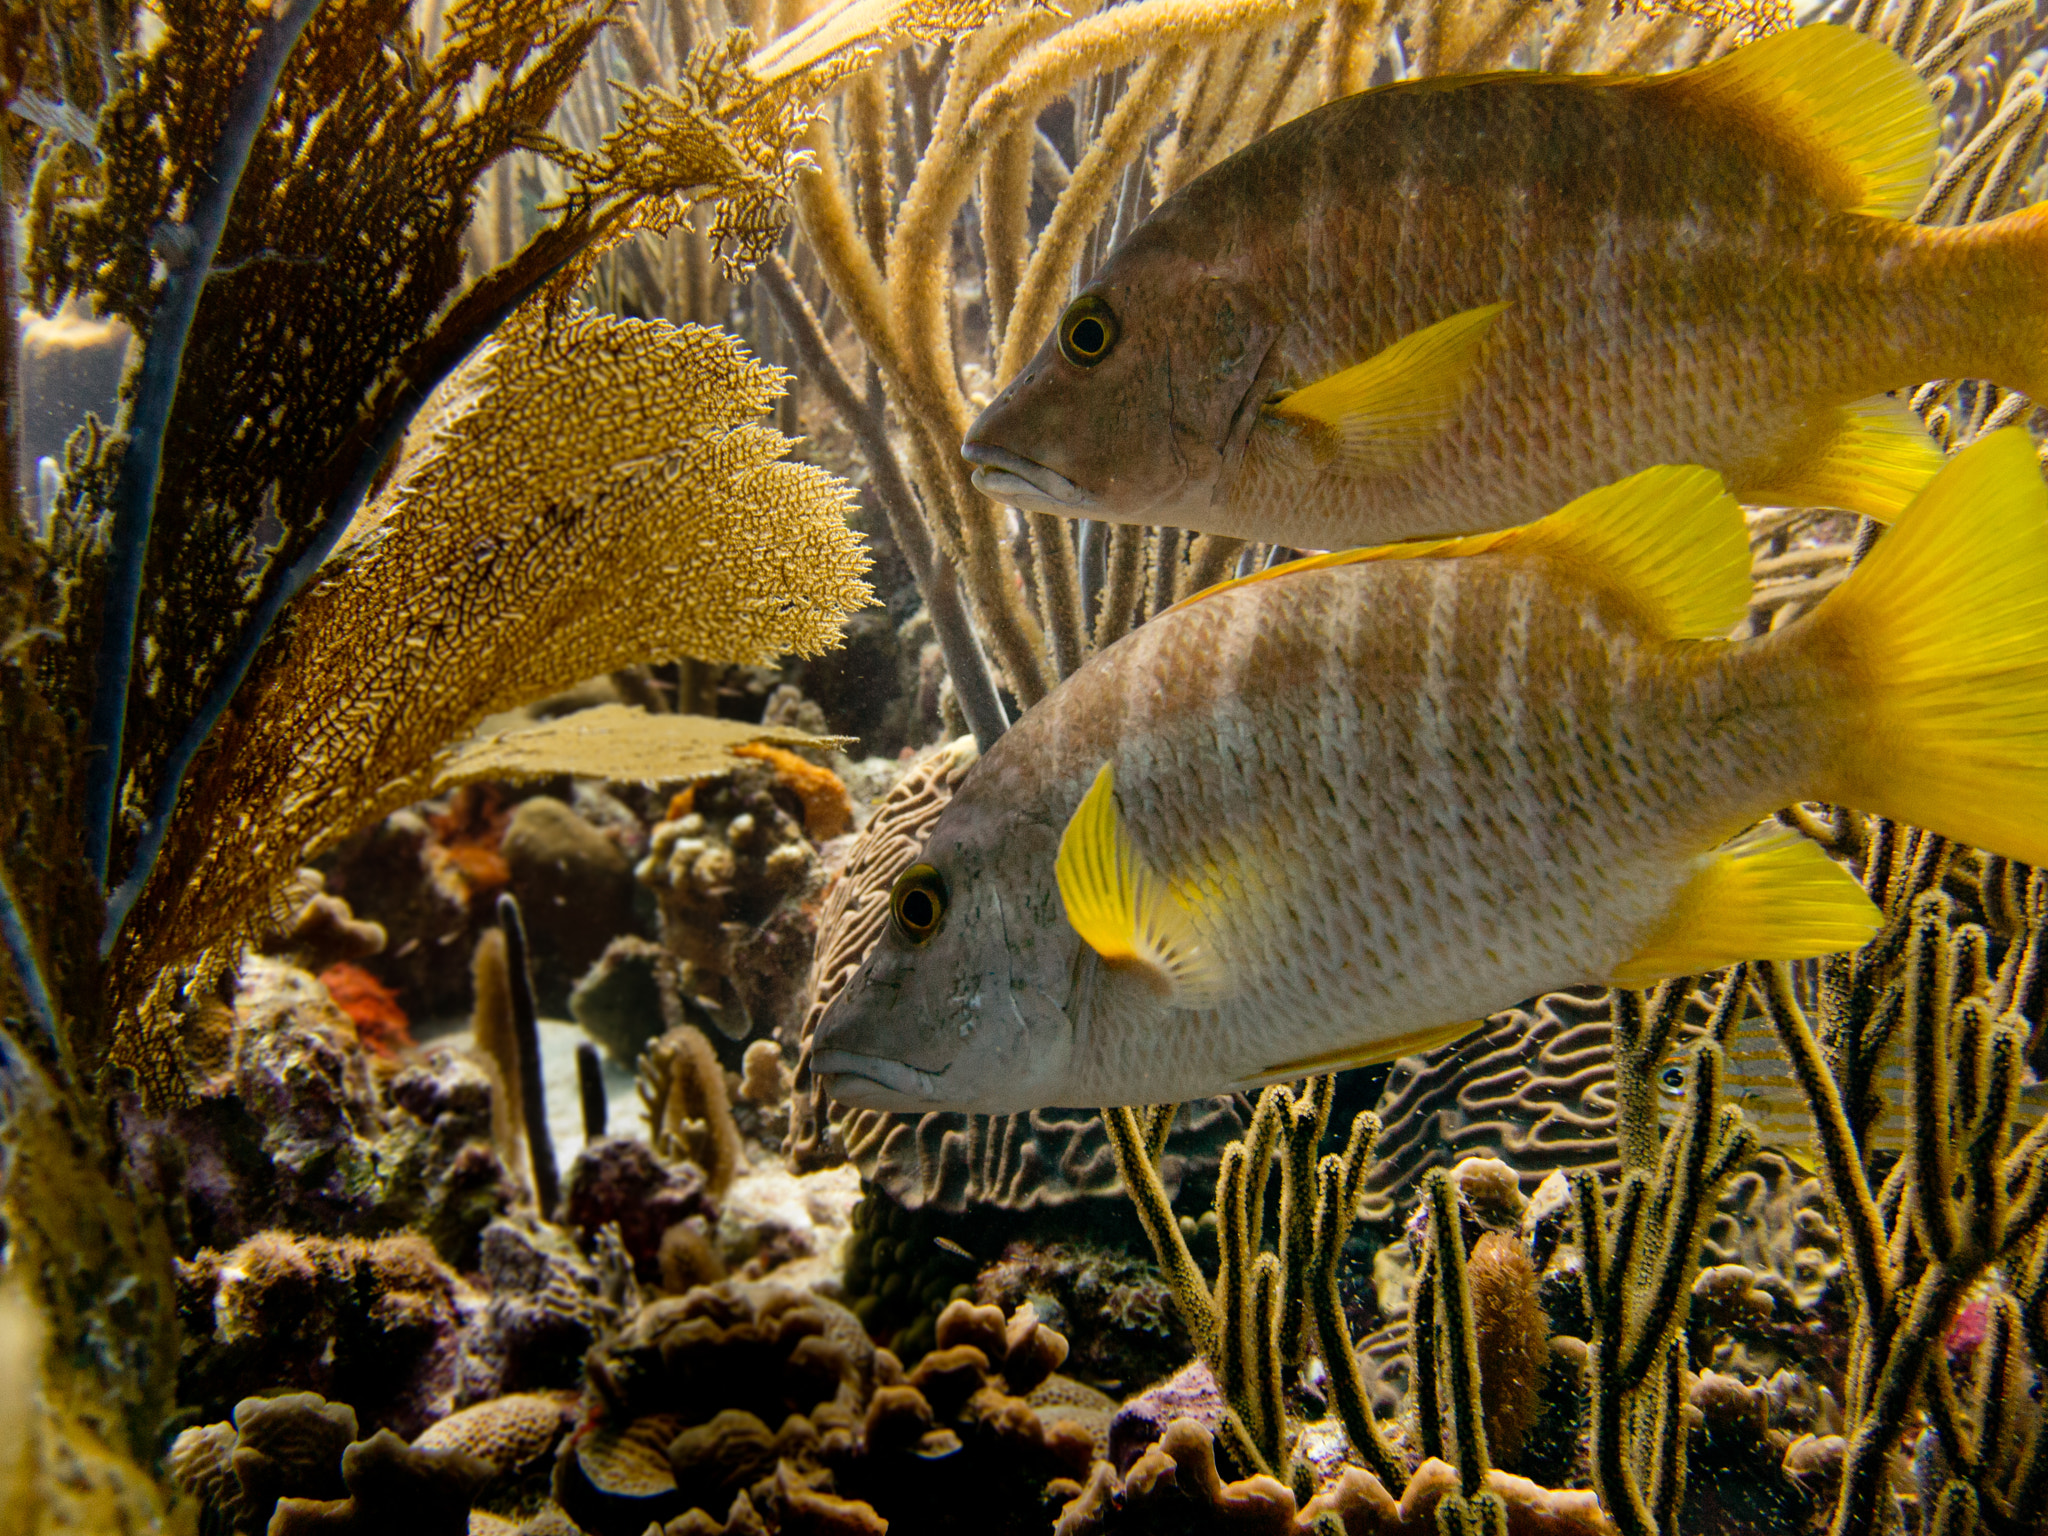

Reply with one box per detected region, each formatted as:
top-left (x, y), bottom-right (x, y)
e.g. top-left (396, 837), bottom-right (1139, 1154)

top-left (890, 863), bottom-right (947, 945)
top-left (1057, 294), bottom-right (1119, 368)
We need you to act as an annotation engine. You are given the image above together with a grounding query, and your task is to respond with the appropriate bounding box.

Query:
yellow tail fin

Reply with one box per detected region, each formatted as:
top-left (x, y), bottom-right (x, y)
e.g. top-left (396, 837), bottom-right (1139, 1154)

top-left (1799, 429), bottom-right (2048, 864)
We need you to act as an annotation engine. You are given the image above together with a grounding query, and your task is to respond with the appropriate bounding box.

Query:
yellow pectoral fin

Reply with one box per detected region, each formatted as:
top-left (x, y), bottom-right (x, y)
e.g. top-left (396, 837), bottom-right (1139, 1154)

top-left (1611, 823), bottom-right (1881, 986)
top-left (1264, 301), bottom-right (1510, 476)
top-left (1648, 24), bottom-right (1937, 220)
top-left (1740, 394), bottom-right (1946, 523)
top-left (1259, 1017), bottom-right (1482, 1080)
top-left (1055, 762), bottom-right (1231, 1008)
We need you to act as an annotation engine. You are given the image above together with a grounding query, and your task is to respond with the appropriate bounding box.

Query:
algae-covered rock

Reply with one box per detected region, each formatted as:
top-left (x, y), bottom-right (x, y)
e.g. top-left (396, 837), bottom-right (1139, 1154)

top-left (504, 795), bottom-right (638, 1014)
top-left (175, 1233), bottom-right (473, 1439)
top-left (122, 957), bottom-right (515, 1263)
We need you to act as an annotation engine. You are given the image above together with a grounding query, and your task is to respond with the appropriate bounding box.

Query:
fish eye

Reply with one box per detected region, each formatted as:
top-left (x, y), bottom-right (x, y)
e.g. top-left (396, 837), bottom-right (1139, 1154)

top-left (1659, 1065), bottom-right (1687, 1094)
top-left (1057, 294), bottom-right (1119, 368)
top-left (890, 862), bottom-right (947, 944)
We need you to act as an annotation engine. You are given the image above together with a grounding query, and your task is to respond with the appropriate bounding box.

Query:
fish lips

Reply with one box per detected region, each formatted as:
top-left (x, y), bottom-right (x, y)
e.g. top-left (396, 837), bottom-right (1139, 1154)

top-left (810, 1048), bottom-right (950, 1109)
top-left (961, 442), bottom-right (1097, 515)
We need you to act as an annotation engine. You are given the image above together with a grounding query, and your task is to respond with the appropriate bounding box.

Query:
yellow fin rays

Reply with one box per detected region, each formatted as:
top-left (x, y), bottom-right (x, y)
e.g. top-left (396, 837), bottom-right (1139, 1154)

top-left (1647, 23), bottom-right (1938, 219)
top-left (1743, 393), bottom-right (1946, 522)
top-left (1264, 302), bottom-right (1511, 475)
top-left (1055, 762), bottom-right (1230, 1007)
top-left (1612, 823), bottom-right (1881, 986)
top-left (1178, 462), bottom-right (1751, 643)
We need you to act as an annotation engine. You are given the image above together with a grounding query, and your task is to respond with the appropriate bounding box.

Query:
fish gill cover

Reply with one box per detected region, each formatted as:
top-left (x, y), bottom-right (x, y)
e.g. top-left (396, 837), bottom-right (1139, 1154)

top-left (4, 0), bottom-right (2048, 1533)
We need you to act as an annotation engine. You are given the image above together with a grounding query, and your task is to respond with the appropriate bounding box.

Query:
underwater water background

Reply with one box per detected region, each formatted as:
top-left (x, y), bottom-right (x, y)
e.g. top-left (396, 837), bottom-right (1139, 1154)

top-left (9, 0), bottom-right (2048, 1532)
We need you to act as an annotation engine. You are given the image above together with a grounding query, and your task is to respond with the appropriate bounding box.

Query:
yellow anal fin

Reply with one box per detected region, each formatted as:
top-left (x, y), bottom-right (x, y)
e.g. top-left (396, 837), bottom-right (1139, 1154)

top-left (1176, 463), bottom-right (1749, 642)
top-left (1056, 762), bottom-right (1230, 1008)
top-left (1259, 1017), bottom-right (1480, 1079)
top-left (1646, 24), bottom-right (1937, 219)
top-left (1741, 394), bottom-right (1945, 522)
top-left (1263, 302), bottom-right (1510, 476)
top-left (1610, 823), bottom-right (1880, 987)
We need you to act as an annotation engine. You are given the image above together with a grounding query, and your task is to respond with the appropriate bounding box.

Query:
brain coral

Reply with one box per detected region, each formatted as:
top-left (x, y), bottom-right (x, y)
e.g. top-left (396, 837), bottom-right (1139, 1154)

top-left (1358, 989), bottom-right (1622, 1226)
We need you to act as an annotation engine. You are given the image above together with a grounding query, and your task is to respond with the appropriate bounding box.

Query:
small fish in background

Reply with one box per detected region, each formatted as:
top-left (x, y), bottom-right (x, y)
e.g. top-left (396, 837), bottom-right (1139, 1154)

top-left (1656, 1006), bottom-right (2048, 1154)
top-left (814, 432), bottom-right (2048, 1114)
top-left (964, 26), bottom-right (2037, 552)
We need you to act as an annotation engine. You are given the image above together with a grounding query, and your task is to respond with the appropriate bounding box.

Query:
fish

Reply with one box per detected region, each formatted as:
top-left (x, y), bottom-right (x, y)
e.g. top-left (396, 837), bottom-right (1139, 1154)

top-left (961, 25), bottom-right (2040, 551)
top-left (812, 431), bottom-right (2048, 1114)
top-left (1657, 1004), bottom-right (2048, 1155)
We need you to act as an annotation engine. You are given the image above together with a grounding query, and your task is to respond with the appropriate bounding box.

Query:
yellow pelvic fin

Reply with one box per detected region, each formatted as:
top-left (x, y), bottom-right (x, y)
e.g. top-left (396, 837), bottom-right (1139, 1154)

top-left (1610, 823), bottom-right (1880, 987)
top-left (1177, 463), bottom-right (1749, 642)
top-left (1649, 24), bottom-right (1936, 220)
top-left (1055, 762), bottom-right (1230, 1008)
top-left (1801, 427), bottom-right (2048, 866)
top-left (1263, 302), bottom-right (1509, 475)
top-left (1741, 393), bottom-right (1945, 522)
top-left (1259, 1017), bottom-right (1480, 1080)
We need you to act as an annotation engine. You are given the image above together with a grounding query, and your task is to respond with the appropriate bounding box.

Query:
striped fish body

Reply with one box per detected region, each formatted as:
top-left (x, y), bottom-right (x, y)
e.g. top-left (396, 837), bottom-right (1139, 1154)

top-left (982, 556), bottom-right (1807, 1104)
top-left (814, 437), bottom-right (2048, 1116)
top-left (964, 27), bottom-right (2043, 546)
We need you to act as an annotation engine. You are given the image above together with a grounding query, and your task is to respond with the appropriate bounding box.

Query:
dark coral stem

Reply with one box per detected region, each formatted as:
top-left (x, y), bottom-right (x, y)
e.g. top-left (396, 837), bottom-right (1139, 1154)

top-left (498, 895), bottom-right (560, 1219)
top-left (756, 252), bottom-right (1007, 748)
top-left (0, 864), bottom-right (59, 1059)
top-left (1425, 1168), bottom-right (1491, 1499)
top-left (1752, 963), bottom-right (1890, 1322)
top-left (576, 1040), bottom-right (608, 1142)
top-left (84, 0), bottom-right (328, 885)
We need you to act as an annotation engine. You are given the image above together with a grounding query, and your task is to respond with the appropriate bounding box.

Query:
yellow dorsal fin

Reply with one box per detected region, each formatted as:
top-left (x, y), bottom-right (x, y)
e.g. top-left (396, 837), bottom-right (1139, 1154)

top-left (1257, 1017), bottom-right (1479, 1081)
top-left (1740, 393), bottom-right (1945, 522)
top-left (1055, 762), bottom-right (1229, 1007)
top-left (1648, 25), bottom-right (1936, 219)
top-left (1263, 302), bottom-right (1510, 475)
top-left (1610, 822), bottom-right (1881, 986)
top-left (1178, 463), bottom-right (1750, 642)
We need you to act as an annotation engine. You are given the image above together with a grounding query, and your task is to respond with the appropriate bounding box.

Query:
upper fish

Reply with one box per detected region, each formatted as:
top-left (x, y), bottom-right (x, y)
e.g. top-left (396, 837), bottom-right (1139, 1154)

top-left (814, 432), bottom-right (2048, 1114)
top-left (962, 25), bottom-right (2031, 548)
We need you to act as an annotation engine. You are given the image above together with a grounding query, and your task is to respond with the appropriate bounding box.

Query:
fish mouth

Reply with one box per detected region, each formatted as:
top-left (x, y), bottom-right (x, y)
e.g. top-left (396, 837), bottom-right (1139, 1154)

top-left (811, 1047), bottom-right (950, 1109)
top-left (961, 442), bottom-right (1096, 514)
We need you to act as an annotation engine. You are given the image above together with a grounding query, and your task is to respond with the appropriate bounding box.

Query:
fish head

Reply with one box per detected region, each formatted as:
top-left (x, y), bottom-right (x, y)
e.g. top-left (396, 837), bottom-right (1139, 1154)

top-left (810, 792), bottom-right (1084, 1114)
top-left (963, 233), bottom-right (1281, 528)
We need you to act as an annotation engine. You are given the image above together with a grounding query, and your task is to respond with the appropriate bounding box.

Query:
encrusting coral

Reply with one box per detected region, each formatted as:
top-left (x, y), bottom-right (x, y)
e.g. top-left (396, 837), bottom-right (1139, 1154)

top-left (639, 760), bottom-right (831, 1046)
top-left (174, 1232), bottom-right (474, 1439)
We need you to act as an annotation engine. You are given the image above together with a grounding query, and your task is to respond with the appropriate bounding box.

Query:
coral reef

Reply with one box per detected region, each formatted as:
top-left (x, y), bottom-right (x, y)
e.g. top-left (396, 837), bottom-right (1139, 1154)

top-left (560, 1137), bottom-right (716, 1284)
top-left (977, 1240), bottom-right (1193, 1393)
top-left (571, 936), bottom-right (673, 1068)
top-left (640, 1024), bottom-right (746, 1199)
top-left (1358, 990), bottom-right (1620, 1227)
top-left (175, 1233), bottom-right (472, 1439)
top-left (640, 761), bottom-right (827, 1045)
top-left (13, 0), bottom-right (2048, 1531)
top-left (121, 954), bottom-right (515, 1260)
top-left (501, 796), bottom-right (639, 1015)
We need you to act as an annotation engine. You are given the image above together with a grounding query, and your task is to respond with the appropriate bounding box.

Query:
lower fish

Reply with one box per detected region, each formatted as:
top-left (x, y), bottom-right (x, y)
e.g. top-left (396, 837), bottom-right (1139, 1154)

top-left (814, 432), bottom-right (2048, 1113)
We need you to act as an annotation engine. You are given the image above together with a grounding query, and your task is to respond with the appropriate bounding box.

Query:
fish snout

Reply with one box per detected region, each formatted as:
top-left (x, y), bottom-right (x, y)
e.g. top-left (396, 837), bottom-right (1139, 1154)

top-left (961, 441), bottom-right (1094, 514)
